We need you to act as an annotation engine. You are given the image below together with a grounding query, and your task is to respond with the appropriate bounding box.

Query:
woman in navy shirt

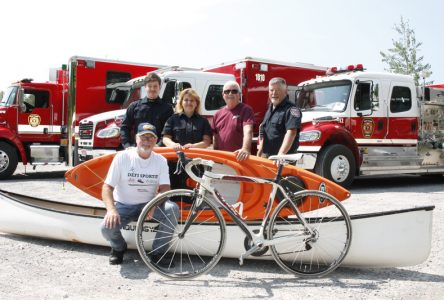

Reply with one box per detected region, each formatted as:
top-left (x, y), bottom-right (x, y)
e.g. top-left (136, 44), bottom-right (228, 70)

top-left (162, 88), bottom-right (212, 190)
top-left (162, 88), bottom-right (212, 150)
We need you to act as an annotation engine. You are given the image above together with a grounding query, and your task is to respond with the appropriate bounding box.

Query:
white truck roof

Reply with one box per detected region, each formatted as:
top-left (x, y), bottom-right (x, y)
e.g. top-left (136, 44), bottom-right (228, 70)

top-left (300, 71), bottom-right (414, 86)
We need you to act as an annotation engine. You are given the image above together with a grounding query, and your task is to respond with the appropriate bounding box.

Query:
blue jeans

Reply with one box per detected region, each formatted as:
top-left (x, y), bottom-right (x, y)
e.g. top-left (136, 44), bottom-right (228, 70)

top-left (101, 200), bottom-right (179, 254)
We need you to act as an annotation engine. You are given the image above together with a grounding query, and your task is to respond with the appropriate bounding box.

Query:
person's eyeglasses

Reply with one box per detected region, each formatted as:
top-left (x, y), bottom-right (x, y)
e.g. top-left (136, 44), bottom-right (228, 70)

top-left (223, 89), bottom-right (239, 95)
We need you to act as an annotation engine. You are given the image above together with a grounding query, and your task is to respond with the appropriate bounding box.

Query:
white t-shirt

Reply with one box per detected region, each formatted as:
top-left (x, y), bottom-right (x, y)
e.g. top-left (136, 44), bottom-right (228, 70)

top-left (104, 149), bottom-right (170, 205)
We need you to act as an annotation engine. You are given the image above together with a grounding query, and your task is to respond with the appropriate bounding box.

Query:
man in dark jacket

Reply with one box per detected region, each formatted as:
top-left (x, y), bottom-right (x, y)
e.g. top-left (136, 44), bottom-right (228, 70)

top-left (120, 72), bottom-right (173, 148)
top-left (257, 77), bottom-right (302, 158)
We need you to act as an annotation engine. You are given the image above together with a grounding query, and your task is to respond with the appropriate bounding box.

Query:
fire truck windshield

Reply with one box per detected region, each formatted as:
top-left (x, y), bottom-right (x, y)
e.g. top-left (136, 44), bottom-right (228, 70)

top-left (297, 80), bottom-right (351, 112)
top-left (0, 86), bottom-right (18, 107)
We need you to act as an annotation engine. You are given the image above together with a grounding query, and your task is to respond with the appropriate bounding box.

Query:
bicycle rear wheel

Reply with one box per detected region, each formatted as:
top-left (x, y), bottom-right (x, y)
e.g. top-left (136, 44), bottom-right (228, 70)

top-left (136, 189), bottom-right (226, 279)
top-left (268, 190), bottom-right (352, 277)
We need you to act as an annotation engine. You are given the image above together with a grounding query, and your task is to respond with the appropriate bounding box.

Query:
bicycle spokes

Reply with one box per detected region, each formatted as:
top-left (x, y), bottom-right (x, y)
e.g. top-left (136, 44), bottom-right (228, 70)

top-left (136, 190), bottom-right (227, 279)
top-left (268, 190), bottom-right (352, 277)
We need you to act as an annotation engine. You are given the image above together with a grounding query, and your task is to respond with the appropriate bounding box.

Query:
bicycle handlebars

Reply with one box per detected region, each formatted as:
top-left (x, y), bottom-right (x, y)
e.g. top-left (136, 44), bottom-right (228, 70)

top-left (175, 151), bottom-right (215, 184)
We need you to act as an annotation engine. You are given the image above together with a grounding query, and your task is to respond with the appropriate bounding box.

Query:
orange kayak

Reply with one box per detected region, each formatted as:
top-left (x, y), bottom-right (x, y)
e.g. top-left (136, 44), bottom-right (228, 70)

top-left (65, 148), bottom-right (351, 220)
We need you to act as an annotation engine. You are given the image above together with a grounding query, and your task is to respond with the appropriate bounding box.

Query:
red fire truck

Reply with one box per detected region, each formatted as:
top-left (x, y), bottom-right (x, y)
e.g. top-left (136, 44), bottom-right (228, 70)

top-left (77, 57), bottom-right (326, 161)
top-left (294, 64), bottom-right (444, 186)
top-left (0, 56), bottom-right (165, 178)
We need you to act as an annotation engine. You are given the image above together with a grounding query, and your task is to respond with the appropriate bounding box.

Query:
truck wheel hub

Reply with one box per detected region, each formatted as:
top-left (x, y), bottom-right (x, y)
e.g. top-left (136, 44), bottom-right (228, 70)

top-left (330, 155), bottom-right (350, 182)
top-left (0, 151), bottom-right (9, 170)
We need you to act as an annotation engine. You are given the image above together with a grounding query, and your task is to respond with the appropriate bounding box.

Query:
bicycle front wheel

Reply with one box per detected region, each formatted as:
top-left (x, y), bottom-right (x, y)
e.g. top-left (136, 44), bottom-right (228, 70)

top-left (136, 189), bottom-right (226, 279)
top-left (268, 190), bottom-right (352, 277)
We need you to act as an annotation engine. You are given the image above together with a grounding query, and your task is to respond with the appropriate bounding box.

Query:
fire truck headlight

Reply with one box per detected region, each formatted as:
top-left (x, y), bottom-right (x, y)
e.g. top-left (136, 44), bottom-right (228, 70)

top-left (97, 127), bottom-right (120, 138)
top-left (299, 130), bottom-right (321, 142)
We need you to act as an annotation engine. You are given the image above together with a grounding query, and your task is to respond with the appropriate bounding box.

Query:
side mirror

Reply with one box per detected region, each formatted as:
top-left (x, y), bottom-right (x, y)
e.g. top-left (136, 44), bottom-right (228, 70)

top-left (173, 81), bottom-right (184, 106)
top-left (371, 83), bottom-right (379, 111)
top-left (17, 88), bottom-right (26, 112)
top-left (109, 89), bottom-right (117, 103)
top-left (109, 88), bottom-right (129, 105)
top-left (424, 87), bottom-right (430, 101)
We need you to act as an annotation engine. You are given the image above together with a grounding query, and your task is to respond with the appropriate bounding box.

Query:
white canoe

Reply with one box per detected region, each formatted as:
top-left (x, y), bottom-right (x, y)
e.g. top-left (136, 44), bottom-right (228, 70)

top-left (0, 189), bottom-right (434, 268)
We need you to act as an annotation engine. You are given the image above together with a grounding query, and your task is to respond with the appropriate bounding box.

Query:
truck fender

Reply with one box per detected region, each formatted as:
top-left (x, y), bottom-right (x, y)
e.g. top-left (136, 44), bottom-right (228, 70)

top-left (0, 128), bottom-right (28, 164)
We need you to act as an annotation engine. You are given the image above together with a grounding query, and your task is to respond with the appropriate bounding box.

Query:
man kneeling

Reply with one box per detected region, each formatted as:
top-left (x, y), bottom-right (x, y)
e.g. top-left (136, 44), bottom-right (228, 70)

top-left (101, 123), bottom-right (179, 265)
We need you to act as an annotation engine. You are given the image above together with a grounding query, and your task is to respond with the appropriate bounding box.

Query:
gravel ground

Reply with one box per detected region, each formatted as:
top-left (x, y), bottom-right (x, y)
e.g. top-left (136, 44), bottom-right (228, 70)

top-left (0, 164), bottom-right (443, 299)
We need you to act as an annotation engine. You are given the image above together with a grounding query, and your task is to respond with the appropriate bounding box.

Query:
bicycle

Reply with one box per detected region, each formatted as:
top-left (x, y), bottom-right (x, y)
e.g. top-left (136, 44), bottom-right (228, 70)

top-left (135, 151), bottom-right (352, 279)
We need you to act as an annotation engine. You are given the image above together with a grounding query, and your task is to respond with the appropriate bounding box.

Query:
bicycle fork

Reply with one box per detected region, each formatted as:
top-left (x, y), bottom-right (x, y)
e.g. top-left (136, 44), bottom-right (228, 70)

top-left (177, 190), bottom-right (206, 239)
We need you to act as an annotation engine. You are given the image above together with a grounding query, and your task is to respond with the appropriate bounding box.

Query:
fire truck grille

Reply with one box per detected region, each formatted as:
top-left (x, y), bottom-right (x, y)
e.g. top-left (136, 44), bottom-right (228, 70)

top-left (79, 122), bottom-right (94, 139)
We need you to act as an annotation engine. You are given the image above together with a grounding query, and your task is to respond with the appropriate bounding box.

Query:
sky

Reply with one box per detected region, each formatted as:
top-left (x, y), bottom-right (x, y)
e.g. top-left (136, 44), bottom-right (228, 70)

top-left (0, 0), bottom-right (443, 90)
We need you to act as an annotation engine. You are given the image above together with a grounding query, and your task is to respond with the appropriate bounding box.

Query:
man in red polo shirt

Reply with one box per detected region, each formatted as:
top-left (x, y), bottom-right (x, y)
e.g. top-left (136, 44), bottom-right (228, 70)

top-left (212, 81), bottom-right (254, 161)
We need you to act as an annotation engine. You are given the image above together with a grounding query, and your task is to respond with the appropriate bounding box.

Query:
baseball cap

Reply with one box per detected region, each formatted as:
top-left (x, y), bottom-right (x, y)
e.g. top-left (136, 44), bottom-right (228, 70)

top-left (136, 122), bottom-right (158, 138)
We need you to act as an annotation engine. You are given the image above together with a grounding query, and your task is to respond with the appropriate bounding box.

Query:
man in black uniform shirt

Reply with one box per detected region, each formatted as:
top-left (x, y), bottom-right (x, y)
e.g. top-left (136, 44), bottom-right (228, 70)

top-left (257, 77), bottom-right (302, 158)
top-left (120, 72), bottom-right (173, 148)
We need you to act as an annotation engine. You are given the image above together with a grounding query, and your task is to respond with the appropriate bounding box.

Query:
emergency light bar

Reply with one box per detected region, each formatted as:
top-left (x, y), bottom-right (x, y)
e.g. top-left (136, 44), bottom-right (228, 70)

top-left (326, 64), bottom-right (364, 75)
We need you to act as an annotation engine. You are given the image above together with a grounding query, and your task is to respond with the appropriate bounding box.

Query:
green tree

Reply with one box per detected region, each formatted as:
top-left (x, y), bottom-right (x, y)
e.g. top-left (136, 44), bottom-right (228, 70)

top-left (380, 17), bottom-right (432, 85)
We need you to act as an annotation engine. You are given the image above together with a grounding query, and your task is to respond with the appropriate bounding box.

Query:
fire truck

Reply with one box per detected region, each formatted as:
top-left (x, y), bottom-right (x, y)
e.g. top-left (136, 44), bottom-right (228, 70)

top-left (77, 57), bottom-right (326, 161)
top-left (0, 56), bottom-right (165, 179)
top-left (294, 64), bottom-right (444, 187)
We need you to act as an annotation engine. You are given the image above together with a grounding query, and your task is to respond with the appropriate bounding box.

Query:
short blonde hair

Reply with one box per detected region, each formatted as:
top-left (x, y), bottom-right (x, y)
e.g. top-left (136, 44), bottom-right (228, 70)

top-left (176, 88), bottom-right (201, 114)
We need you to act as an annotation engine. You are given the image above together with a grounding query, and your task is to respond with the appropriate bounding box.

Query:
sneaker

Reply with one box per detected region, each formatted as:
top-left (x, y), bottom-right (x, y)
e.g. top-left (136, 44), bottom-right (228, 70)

top-left (151, 253), bottom-right (175, 268)
top-left (109, 244), bottom-right (127, 265)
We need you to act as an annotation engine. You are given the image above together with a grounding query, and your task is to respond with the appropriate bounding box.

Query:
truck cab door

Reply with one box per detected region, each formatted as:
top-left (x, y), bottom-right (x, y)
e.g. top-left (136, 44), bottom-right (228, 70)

top-left (386, 83), bottom-right (418, 141)
top-left (17, 88), bottom-right (58, 142)
top-left (350, 80), bottom-right (388, 141)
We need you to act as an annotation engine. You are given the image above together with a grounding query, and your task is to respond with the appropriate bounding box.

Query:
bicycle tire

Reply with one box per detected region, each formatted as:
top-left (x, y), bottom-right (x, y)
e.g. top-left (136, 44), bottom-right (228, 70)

top-left (268, 189), bottom-right (352, 277)
top-left (136, 189), bottom-right (226, 279)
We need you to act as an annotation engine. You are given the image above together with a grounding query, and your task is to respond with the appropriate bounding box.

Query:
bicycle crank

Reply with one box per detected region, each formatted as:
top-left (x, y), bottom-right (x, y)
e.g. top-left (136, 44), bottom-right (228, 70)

top-left (243, 229), bottom-right (269, 257)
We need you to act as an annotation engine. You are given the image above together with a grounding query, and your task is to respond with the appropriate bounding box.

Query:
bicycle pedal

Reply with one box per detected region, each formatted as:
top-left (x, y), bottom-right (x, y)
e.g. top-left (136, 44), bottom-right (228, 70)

top-left (239, 257), bottom-right (244, 266)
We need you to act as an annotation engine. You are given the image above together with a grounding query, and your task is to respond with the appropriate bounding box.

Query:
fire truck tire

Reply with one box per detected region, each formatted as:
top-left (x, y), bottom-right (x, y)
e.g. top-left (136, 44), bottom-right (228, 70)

top-left (0, 142), bottom-right (19, 179)
top-left (315, 144), bottom-right (355, 188)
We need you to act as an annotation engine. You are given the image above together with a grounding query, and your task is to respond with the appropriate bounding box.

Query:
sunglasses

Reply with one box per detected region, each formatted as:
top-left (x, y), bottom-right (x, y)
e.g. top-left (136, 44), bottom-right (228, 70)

top-left (223, 89), bottom-right (239, 95)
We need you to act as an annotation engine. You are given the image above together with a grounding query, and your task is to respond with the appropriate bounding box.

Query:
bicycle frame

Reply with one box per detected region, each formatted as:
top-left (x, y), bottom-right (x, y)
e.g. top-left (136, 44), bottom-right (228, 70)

top-left (181, 158), bottom-right (316, 262)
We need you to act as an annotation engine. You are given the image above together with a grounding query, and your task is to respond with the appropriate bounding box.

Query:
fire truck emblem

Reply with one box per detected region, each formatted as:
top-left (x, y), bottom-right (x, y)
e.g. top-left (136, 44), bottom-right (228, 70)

top-left (28, 114), bottom-right (41, 127)
top-left (362, 119), bottom-right (374, 138)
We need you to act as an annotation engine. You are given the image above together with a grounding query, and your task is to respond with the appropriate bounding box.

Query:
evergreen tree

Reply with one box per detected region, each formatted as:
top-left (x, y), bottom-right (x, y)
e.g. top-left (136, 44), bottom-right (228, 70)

top-left (380, 17), bottom-right (432, 85)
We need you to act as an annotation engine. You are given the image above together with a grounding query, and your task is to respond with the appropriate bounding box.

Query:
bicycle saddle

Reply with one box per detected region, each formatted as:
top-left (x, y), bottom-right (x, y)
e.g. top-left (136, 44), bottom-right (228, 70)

top-left (268, 153), bottom-right (303, 163)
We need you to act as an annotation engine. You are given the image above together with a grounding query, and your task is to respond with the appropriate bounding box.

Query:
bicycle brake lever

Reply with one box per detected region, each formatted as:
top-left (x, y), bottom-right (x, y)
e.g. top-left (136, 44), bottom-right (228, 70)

top-left (174, 151), bottom-right (187, 175)
top-left (174, 160), bottom-right (183, 175)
